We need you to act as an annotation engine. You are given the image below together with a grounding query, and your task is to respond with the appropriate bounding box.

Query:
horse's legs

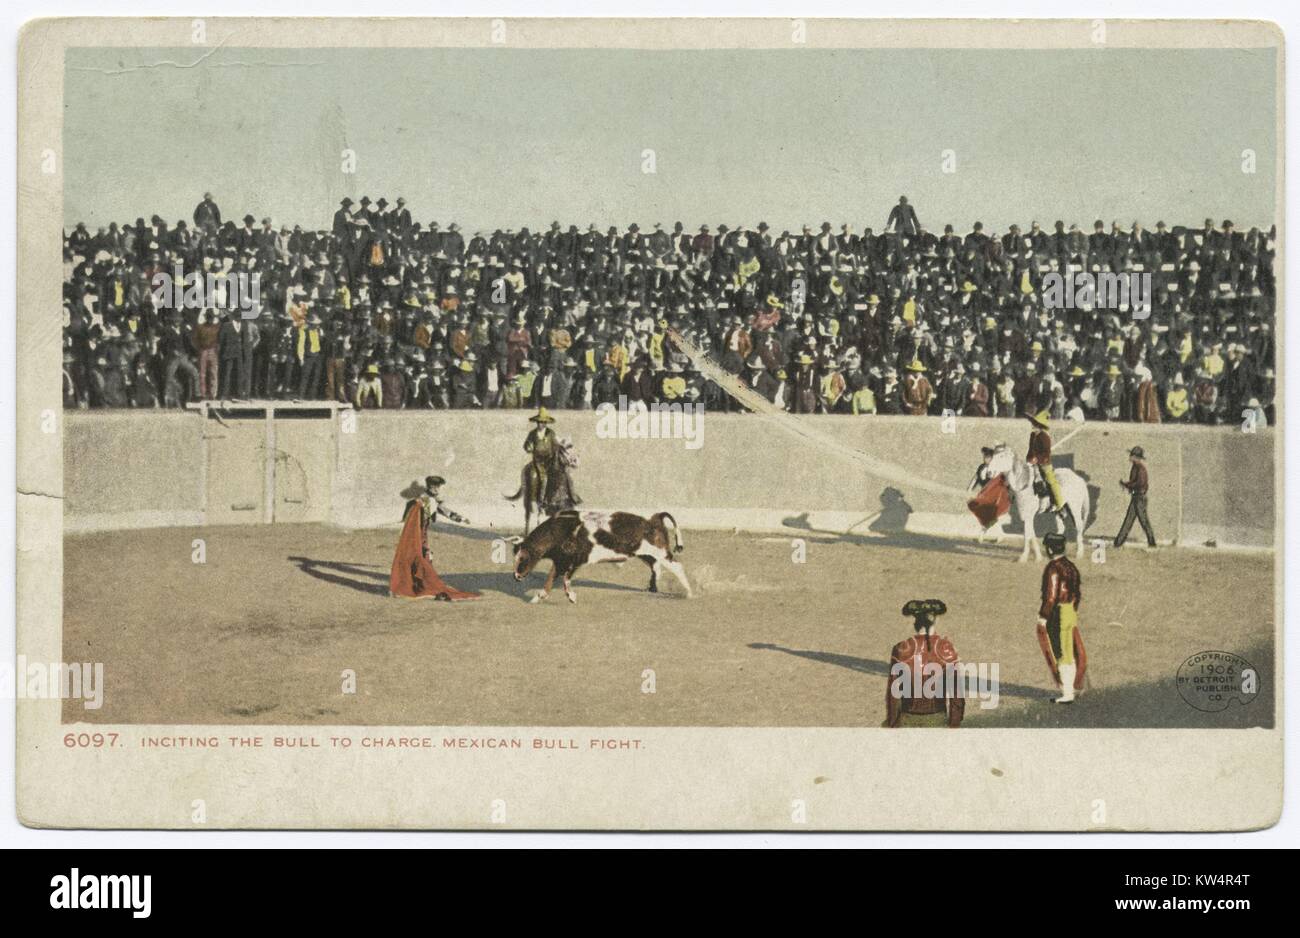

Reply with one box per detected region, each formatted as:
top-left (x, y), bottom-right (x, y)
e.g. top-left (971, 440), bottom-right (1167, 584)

top-left (1030, 509), bottom-right (1045, 561)
top-left (1063, 497), bottom-right (1080, 556)
top-left (1017, 497), bottom-right (1033, 562)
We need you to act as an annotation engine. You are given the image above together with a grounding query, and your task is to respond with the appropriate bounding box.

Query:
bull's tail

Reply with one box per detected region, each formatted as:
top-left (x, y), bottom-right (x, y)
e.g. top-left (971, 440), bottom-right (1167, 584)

top-left (658, 512), bottom-right (685, 552)
top-left (504, 486), bottom-right (523, 502)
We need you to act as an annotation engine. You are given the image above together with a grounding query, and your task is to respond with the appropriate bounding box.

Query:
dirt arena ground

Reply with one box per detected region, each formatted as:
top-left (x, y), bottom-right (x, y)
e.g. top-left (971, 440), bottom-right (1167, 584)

top-left (63, 522), bottom-right (1275, 728)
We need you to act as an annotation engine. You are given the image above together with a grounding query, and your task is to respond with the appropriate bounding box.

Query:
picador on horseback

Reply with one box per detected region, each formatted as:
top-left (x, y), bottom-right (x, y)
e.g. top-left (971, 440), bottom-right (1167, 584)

top-left (1026, 408), bottom-right (1075, 532)
top-left (506, 407), bottom-right (582, 532)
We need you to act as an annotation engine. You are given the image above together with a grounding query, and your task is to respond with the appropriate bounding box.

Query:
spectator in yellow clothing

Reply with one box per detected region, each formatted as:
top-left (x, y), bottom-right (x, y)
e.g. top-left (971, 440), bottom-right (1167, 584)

top-left (1165, 373), bottom-right (1190, 422)
top-left (547, 320), bottom-right (572, 358)
top-left (355, 363), bottom-right (383, 409)
top-left (852, 387), bottom-right (877, 415)
top-left (577, 335), bottom-right (600, 375)
top-left (296, 313), bottom-right (324, 399)
top-left (517, 362), bottom-right (539, 404)
top-left (649, 321), bottom-right (668, 369)
top-left (1201, 342), bottom-right (1225, 378)
top-left (819, 362), bottom-right (847, 413)
top-left (659, 362), bottom-right (687, 401)
top-left (287, 288), bottom-right (309, 327)
top-left (603, 340), bottom-right (629, 379)
top-left (735, 255), bottom-right (761, 285)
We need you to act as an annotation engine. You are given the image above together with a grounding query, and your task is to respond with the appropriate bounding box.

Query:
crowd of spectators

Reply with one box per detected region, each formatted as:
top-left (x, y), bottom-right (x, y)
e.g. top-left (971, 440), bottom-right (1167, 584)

top-left (62, 193), bottom-right (1276, 426)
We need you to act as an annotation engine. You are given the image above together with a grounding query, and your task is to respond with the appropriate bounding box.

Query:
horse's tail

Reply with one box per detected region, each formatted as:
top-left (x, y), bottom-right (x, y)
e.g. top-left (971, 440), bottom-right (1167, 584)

top-left (657, 512), bottom-right (685, 552)
top-left (1075, 478), bottom-right (1091, 537)
top-left (504, 466), bottom-right (528, 501)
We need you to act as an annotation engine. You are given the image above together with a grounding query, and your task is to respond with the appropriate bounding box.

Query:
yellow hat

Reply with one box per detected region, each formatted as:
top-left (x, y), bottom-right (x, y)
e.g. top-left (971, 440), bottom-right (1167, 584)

top-left (961, 281), bottom-right (977, 293)
top-left (1027, 408), bottom-right (1050, 429)
top-left (906, 359), bottom-right (927, 373)
top-left (530, 407), bottom-right (555, 424)
top-left (1107, 364), bottom-right (1121, 377)
top-left (1069, 365), bottom-right (1085, 377)
top-left (867, 294), bottom-right (881, 304)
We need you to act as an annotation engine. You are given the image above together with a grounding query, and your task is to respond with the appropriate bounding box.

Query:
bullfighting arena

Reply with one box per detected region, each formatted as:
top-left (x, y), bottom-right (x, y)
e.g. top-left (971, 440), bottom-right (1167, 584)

top-left (61, 410), bottom-right (1277, 730)
top-left (64, 522), bottom-right (1274, 729)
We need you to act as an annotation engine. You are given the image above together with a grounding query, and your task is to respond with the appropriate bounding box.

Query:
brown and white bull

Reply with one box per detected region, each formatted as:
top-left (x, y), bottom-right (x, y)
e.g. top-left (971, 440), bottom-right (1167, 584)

top-left (508, 510), bottom-right (691, 604)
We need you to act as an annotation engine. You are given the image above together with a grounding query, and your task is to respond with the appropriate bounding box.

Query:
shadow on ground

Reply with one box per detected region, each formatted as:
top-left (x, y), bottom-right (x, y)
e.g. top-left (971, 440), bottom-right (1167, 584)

top-left (781, 510), bottom-right (1007, 558)
top-left (288, 555), bottom-right (649, 601)
top-left (747, 640), bottom-right (1275, 729)
top-left (748, 642), bottom-right (1052, 702)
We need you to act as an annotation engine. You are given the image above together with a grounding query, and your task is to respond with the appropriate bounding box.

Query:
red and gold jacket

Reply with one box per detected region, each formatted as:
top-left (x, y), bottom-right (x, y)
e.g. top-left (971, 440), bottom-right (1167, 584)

top-left (1039, 556), bottom-right (1081, 620)
top-left (886, 634), bottom-right (965, 728)
top-left (1026, 428), bottom-right (1052, 466)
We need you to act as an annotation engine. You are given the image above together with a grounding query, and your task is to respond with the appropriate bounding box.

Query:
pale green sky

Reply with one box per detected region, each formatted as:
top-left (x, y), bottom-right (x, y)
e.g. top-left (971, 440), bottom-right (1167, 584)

top-left (63, 46), bottom-right (1278, 234)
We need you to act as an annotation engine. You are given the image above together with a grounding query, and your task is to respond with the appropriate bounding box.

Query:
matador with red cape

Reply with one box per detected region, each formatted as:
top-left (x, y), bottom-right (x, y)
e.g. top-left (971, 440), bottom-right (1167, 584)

top-left (389, 475), bottom-right (481, 601)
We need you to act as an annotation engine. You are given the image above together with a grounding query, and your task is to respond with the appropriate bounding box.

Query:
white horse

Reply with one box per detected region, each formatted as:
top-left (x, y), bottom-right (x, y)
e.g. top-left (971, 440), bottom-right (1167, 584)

top-left (984, 445), bottom-right (1090, 562)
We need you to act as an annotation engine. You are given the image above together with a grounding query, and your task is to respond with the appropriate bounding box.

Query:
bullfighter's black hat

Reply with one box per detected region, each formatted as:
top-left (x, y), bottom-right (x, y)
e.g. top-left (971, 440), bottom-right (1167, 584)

top-left (902, 598), bottom-right (947, 618)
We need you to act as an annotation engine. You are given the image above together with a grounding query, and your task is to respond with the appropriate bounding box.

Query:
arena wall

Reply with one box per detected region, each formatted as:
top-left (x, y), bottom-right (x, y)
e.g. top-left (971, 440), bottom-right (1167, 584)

top-left (64, 412), bottom-right (206, 532)
top-left (63, 410), bottom-right (1277, 549)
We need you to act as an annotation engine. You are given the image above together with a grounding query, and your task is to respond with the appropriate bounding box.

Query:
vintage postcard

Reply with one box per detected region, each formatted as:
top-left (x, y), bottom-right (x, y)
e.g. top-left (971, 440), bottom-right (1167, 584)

top-left (15, 17), bottom-right (1283, 830)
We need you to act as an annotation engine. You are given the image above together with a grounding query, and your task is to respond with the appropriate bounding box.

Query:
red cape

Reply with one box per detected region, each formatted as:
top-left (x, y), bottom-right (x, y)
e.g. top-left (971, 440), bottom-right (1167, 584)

top-left (968, 476), bottom-right (1011, 528)
top-left (1036, 621), bottom-right (1088, 690)
top-left (389, 505), bottom-right (480, 601)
